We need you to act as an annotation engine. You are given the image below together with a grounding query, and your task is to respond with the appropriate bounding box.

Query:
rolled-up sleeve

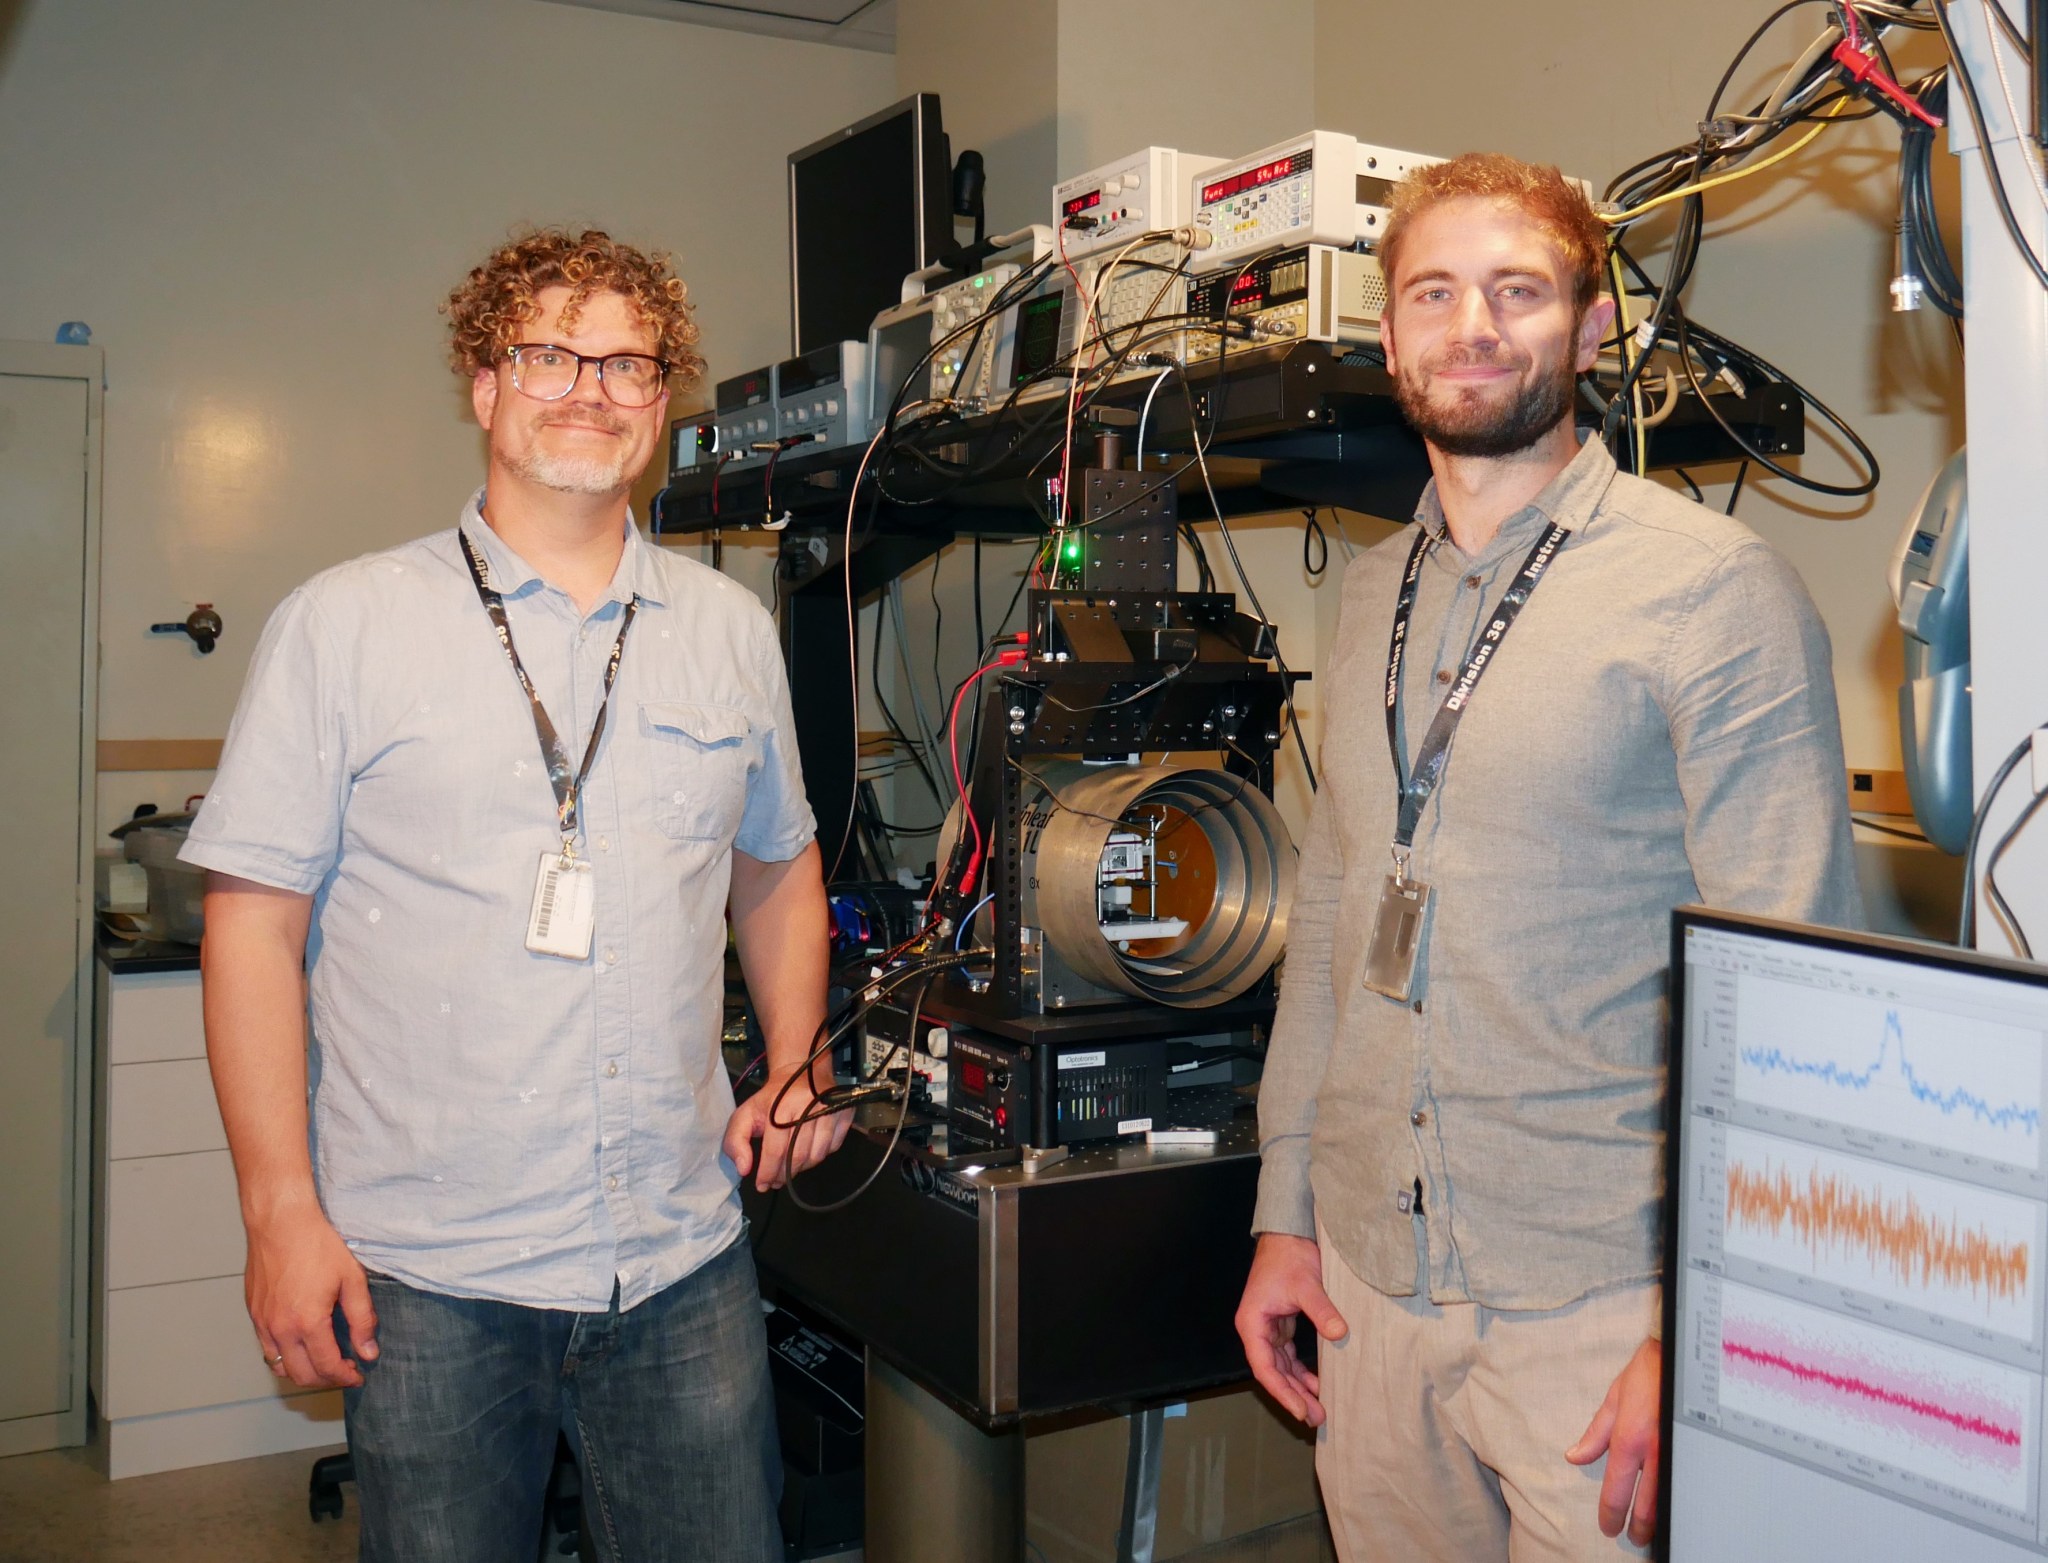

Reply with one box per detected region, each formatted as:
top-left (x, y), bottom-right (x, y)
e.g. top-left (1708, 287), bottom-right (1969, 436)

top-left (1662, 540), bottom-right (1862, 929)
top-left (179, 588), bottom-right (351, 894)
top-left (732, 607), bottom-right (817, 863)
top-left (1254, 787), bottom-right (1343, 1238)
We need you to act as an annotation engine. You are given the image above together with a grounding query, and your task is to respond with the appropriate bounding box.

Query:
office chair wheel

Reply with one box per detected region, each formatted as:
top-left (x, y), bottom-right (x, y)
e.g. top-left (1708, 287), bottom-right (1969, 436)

top-left (309, 1450), bottom-right (353, 1522)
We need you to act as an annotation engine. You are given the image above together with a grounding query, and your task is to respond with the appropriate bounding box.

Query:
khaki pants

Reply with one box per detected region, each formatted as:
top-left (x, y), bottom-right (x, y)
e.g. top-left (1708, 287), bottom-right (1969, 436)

top-left (1314, 1222), bottom-right (1656, 1563)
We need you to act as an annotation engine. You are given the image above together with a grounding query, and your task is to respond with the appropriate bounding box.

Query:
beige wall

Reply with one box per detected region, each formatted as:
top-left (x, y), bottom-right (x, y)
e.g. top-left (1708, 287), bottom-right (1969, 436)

top-left (896, 0), bottom-right (1059, 238)
top-left (0, 0), bottom-right (895, 829)
top-left (1053, 0), bottom-right (1314, 179)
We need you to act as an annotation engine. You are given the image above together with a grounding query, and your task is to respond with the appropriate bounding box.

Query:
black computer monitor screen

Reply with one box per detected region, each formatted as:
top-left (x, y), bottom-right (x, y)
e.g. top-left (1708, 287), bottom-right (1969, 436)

top-left (1669, 910), bottom-right (2048, 1561)
top-left (789, 94), bottom-right (948, 356)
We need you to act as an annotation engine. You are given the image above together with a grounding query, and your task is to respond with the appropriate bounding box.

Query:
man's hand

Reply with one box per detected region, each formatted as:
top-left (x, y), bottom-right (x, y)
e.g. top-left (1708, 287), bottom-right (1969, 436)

top-left (1567, 1334), bottom-right (1662, 1547)
top-left (245, 1199), bottom-right (378, 1390)
top-left (724, 1065), bottom-right (851, 1193)
top-left (1234, 1232), bottom-right (1349, 1427)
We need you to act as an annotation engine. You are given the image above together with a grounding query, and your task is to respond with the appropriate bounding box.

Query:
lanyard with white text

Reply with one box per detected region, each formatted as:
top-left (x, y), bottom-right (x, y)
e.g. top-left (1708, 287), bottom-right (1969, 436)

top-left (458, 528), bottom-right (638, 856)
top-left (1383, 519), bottom-right (1569, 873)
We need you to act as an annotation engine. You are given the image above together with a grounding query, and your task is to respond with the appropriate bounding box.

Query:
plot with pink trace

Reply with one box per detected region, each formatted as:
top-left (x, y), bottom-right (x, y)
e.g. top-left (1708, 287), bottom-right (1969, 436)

top-left (1717, 1281), bottom-right (2037, 1512)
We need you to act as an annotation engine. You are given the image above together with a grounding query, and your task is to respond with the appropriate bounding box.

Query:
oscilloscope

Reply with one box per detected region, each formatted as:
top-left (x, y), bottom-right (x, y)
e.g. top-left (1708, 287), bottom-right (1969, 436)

top-left (1669, 909), bottom-right (2048, 1561)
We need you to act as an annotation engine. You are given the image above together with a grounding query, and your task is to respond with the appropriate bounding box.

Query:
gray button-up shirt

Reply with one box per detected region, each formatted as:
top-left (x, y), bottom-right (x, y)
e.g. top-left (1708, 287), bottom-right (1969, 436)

top-left (1254, 436), bottom-right (1860, 1310)
top-left (182, 494), bottom-right (814, 1311)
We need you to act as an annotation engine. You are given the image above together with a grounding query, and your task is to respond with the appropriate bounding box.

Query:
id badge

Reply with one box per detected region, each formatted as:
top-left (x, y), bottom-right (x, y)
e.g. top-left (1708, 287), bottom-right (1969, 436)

top-left (1362, 874), bottom-right (1431, 1001)
top-left (526, 853), bottom-right (595, 960)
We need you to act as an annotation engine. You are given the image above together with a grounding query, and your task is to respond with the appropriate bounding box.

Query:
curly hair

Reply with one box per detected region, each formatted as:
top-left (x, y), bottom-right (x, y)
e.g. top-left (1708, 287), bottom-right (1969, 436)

top-left (1380, 153), bottom-right (1609, 316)
top-left (442, 226), bottom-right (705, 389)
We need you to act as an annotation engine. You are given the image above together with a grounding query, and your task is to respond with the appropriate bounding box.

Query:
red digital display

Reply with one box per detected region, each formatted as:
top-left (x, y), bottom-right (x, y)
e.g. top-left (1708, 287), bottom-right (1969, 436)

top-left (1062, 188), bottom-right (1102, 218)
top-left (1202, 150), bottom-right (1311, 207)
top-left (959, 1061), bottom-right (988, 1095)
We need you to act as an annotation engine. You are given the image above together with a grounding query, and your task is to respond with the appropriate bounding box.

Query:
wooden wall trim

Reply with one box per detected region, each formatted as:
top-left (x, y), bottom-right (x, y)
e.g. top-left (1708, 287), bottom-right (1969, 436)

top-left (97, 739), bottom-right (223, 772)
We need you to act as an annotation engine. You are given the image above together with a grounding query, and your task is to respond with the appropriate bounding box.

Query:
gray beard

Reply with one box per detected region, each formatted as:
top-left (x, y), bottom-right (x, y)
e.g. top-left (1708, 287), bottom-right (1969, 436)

top-left (1394, 349), bottom-right (1579, 459)
top-left (503, 443), bottom-right (634, 496)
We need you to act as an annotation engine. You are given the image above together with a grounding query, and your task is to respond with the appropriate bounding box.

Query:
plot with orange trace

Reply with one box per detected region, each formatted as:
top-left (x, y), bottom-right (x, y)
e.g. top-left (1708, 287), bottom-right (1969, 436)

top-left (1723, 1125), bottom-right (2043, 1342)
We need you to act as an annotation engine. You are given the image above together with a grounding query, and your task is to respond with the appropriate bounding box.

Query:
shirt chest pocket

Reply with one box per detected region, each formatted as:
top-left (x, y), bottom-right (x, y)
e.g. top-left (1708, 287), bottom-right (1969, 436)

top-left (641, 700), bottom-right (752, 841)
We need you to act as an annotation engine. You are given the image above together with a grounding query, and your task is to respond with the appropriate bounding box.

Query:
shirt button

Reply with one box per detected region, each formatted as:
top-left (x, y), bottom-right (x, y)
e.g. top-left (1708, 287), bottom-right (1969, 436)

top-left (1411, 1110), bottom-right (1428, 1126)
top-left (598, 835), bottom-right (610, 852)
top-left (1465, 574), bottom-right (1481, 589)
top-left (606, 1061), bottom-right (620, 1078)
top-left (604, 949), bottom-right (618, 966)
top-left (1435, 669), bottom-right (1452, 685)
top-left (1411, 1000), bottom-right (1423, 1015)
top-left (606, 1174), bottom-right (619, 1190)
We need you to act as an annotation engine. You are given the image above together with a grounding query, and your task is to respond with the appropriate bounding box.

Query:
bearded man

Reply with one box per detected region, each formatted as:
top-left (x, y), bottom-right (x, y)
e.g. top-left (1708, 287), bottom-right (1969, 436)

top-left (184, 228), bottom-right (839, 1562)
top-left (1233, 154), bottom-right (1860, 1560)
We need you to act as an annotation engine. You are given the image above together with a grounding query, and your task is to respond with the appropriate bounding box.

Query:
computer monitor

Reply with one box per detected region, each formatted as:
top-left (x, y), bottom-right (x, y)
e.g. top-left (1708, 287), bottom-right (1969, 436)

top-left (788, 93), bottom-right (950, 355)
top-left (1667, 908), bottom-right (2048, 1561)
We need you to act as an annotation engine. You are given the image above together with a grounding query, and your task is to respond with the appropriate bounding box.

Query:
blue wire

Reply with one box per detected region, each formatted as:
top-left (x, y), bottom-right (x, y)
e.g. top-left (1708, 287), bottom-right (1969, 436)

top-left (956, 893), bottom-right (994, 950)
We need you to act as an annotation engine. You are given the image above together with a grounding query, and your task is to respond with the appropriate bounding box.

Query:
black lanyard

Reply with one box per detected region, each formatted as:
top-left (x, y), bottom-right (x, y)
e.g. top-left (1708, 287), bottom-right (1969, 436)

top-left (458, 528), bottom-right (638, 852)
top-left (1384, 519), bottom-right (1569, 857)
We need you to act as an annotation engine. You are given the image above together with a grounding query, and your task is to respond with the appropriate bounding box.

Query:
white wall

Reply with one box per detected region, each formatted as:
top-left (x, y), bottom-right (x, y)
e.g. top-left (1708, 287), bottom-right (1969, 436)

top-left (0, 0), bottom-right (896, 830)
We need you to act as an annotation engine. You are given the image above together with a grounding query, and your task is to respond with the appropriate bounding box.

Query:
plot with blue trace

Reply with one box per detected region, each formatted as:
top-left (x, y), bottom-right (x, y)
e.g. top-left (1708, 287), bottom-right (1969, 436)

top-left (1734, 973), bottom-right (2046, 1169)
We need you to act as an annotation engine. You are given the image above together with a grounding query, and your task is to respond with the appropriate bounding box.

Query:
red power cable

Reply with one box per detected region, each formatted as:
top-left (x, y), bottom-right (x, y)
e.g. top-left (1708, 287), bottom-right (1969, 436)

top-left (946, 645), bottom-right (1028, 899)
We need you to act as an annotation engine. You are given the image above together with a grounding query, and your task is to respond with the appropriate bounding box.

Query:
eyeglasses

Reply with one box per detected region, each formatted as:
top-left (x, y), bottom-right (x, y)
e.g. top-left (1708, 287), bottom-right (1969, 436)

top-left (506, 344), bottom-right (672, 409)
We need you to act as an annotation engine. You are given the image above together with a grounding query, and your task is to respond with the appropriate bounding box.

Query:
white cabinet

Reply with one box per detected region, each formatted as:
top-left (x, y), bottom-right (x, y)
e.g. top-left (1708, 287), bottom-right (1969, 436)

top-left (92, 959), bottom-right (343, 1478)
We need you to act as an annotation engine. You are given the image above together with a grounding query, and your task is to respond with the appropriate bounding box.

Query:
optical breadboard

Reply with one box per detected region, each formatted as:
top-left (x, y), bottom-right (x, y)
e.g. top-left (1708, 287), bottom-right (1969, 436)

top-left (1187, 131), bottom-right (1439, 274)
top-left (1051, 146), bottom-right (1224, 261)
top-left (1183, 245), bottom-right (1390, 363)
top-left (1669, 910), bottom-right (2048, 1563)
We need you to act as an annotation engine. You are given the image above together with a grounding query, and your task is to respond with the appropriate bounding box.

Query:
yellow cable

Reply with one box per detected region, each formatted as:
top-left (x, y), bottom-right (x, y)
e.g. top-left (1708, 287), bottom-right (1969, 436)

top-left (1601, 96), bottom-right (1854, 228)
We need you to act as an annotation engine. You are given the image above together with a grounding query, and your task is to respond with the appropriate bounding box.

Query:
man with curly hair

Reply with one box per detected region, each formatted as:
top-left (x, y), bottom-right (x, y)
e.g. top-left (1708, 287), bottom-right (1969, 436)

top-left (1233, 155), bottom-right (1859, 1559)
top-left (183, 228), bottom-right (830, 1561)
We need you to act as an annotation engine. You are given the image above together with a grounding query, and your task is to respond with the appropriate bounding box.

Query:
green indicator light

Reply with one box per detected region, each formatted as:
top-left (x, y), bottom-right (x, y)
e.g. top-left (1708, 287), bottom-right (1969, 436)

top-left (975, 276), bottom-right (987, 287)
top-left (1062, 538), bottom-right (1081, 560)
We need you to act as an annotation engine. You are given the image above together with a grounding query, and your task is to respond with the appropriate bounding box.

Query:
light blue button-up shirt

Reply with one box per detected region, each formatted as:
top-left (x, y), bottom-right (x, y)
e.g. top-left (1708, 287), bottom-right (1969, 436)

top-left (183, 493), bottom-right (814, 1311)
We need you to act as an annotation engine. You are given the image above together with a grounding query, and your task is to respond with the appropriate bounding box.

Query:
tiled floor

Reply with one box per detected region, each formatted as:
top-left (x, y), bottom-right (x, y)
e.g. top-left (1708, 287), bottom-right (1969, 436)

top-left (0, 1440), bottom-right (358, 1563)
top-left (0, 1438), bottom-right (864, 1562)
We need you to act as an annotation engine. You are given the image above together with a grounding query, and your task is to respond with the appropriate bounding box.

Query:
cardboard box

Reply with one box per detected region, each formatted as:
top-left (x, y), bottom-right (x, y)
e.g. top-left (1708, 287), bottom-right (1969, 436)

top-left (1025, 1386), bottom-right (1329, 1562)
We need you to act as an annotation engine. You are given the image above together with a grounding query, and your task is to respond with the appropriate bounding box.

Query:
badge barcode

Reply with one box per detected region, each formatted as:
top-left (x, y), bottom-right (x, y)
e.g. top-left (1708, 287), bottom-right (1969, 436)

top-left (535, 869), bottom-right (558, 937)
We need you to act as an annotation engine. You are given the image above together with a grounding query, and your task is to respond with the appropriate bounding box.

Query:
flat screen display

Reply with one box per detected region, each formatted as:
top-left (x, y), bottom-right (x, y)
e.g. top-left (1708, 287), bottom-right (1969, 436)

top-left (1668, 910), bottom-right (2048, 1561)
top-left (789, 94), bottom-right (949, 355)
top-left (1012, 290), bottom-right (1066, 385)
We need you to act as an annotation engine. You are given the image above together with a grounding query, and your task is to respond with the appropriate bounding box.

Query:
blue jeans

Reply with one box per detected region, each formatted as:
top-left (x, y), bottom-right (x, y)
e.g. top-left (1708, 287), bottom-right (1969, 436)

top-left (339, 1236), bottom-right (783, 1563)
